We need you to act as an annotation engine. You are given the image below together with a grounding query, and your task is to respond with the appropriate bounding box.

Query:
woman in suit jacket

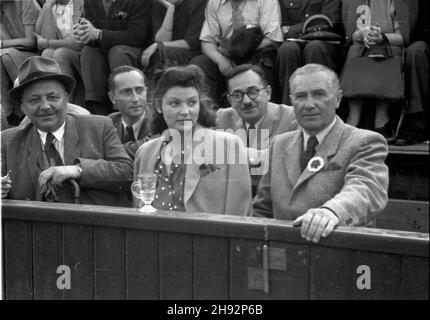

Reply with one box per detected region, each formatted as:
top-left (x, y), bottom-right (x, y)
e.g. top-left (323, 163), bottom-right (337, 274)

top-left (134, 65), bottom-right (252, 216)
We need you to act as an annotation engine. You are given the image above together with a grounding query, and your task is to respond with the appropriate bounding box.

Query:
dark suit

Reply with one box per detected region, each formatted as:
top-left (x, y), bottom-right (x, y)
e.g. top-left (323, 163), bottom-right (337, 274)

top-left (80, 0), bottom-right (152, 109)
top-left (1, 115), bottom-right (133, 207)
top-left (108, 111), bottom-right (153, 159)
top-left (276, 0), bottom-right (345, 104)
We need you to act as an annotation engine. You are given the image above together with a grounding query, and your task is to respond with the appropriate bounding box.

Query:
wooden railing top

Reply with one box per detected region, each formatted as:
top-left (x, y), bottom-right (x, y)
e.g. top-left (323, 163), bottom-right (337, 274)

top-left (2, 200), bottom-right (429, 257)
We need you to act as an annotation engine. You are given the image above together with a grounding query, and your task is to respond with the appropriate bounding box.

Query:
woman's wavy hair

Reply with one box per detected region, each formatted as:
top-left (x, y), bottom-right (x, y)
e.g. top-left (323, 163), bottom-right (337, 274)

top-left (150, 65), bottom-right (217, 134)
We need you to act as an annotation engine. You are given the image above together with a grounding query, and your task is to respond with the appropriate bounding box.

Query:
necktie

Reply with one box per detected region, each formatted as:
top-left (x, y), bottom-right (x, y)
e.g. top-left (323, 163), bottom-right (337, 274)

top-left (301, 135), bottom-right (318, 171)
top-left (44, 132), bottom-right (64, 167)
top-left (231, 0), bottom-right (245, 31)
top-left (247, 124), bottom-right (255, 147)
top-left (103, 0), bottom-right (112, 17)
top-left (124, 125), bottom-right (136, 143)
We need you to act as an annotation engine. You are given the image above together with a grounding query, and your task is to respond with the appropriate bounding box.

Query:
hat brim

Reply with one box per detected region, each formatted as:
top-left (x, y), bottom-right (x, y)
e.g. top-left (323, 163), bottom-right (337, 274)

top-left (8, 73), bottom-right (76, 104)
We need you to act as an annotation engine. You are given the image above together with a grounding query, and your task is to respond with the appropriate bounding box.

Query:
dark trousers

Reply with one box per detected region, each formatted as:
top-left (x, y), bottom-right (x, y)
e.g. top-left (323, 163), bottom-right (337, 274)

top-left (190, 46), bottom-right (280, 108)
top-left (405, 41), bottom-right (429, 117)
top-left (80, 45), bottom-right (142, 114)
top-left (277, 40), bottom-right (346, 104)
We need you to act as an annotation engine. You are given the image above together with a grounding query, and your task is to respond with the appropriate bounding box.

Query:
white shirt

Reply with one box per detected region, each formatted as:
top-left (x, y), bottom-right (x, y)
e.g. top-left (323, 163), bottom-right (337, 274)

top-left (121, 112), bottom-right (145, 139)
top-left (244, 116), bottom-right (264, 131)
top-left (38, 121), bottom-right (66, 163)
top-left (302, 117), bottom-right (337, 150)
top-left (53, 0), bottom-right (74, 40)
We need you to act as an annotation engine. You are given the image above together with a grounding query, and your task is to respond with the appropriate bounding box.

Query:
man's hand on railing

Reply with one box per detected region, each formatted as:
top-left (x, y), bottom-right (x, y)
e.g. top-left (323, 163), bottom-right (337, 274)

top-left (293, 208), bottom-right (340, 243)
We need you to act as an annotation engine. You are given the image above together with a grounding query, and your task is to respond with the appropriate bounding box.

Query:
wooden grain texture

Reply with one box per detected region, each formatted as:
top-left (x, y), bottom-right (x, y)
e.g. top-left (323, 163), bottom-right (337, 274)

top-left (309, 247), bottom-right (353, 299)
top-left (32, 222), bottom-right (62, 300)
top-left (400, 256), bottom-right (429, 300)
top-left (375, 200), bottom-right (429, 233)
top-left (193, 235), bottom-right (229, 300)
top-left (125, 229), bottom-right (159, 300)
top-left (159, 232), bottom-right (193, 299)
top-left (352, 251), bottom-right (401, 300)
top-left (62, 224), bottom-right (93, 300)
top-left (93, 227), bottom-right (125, 300)
top-left (3, 220), bottom-right (33, 300)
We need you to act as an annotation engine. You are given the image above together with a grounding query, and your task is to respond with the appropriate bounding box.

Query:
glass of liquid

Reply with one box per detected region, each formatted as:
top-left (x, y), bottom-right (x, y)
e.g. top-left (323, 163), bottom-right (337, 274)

top-left (131, 173), bottom-right (157, 213)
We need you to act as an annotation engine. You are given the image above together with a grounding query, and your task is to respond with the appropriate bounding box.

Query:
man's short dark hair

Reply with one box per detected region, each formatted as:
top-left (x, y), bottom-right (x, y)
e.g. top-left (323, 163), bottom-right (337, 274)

top-left (108, 65), bottom-right (146, 92)
top-left (226, 64), bottom-right (268, 91)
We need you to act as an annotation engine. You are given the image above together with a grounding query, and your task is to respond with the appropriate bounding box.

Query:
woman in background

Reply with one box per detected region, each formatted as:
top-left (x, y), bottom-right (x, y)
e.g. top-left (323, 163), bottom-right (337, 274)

top-left (134, 65), bottom-right (252, 216)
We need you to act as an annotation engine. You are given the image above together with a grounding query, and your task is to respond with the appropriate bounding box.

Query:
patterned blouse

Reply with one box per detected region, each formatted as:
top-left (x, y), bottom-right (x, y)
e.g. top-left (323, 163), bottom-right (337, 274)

top-left (152, 140), bottom-right (186, 212)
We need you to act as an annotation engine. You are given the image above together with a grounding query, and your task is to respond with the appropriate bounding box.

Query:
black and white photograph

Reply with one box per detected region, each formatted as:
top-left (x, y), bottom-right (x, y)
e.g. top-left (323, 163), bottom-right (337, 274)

top-left (0, 0), bottom-right (428, 306)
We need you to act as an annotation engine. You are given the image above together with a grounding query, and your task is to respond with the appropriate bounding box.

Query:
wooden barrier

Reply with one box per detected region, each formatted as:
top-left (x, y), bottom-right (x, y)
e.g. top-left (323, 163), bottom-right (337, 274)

top-left (2, 200), bottom-right (429, 300)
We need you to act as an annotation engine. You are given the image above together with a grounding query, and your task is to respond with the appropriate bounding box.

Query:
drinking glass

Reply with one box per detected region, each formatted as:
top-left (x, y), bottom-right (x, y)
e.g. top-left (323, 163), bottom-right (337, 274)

top-left (131, 173), bottom-right (158, 213)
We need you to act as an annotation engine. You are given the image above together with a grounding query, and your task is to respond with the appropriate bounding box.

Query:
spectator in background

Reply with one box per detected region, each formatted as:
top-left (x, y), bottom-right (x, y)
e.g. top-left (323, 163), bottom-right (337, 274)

top-left (0, 0), bottom-right (41, 125)
top-left (34, 0), bottom-right (85, 104)
top-left (276, 0), bottom-right (345, 105)
top-left (342, 0), bottom-right (422, 142)
top-left (108, 66), bottom-right (154, 159)
top-left (72, 0), bottom-right (152, 115)
top-left (190, 0), bottom-right (283, 108)
top-left (395, 0), bottom-right (429, 145)
top-left (253, 64), bottom-right (389, 243)
top-left (217, 64), bottom-right (298, 195)
top-left (141, 0), bottom-right (207, 88)
top-left (134, 65), bottom-right (252, 215)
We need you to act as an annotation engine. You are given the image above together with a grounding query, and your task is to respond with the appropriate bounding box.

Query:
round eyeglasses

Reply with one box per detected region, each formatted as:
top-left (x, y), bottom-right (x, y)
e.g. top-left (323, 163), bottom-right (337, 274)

top-left (228, 86), bottom-right (267, 102)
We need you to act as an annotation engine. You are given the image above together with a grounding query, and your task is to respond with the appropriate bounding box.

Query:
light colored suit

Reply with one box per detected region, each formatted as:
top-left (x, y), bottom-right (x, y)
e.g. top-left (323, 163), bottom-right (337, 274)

top-left (2, 114), bottom-right (133, 206)
top-left (253, 117), bottom-right (389, 226)
top-left (134, 126), bottom-right (252, 216)
top-left (216, 102), bottom-right (298, 147)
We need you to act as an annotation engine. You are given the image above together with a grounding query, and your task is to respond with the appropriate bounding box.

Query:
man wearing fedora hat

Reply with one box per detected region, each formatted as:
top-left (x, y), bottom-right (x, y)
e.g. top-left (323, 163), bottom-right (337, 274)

top-left (1, 56), bottom-right (133, 206)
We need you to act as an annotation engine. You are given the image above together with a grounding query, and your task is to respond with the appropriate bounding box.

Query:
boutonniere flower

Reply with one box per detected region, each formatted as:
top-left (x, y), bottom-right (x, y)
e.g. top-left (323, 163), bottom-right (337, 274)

top-left (307, 156), bottom-right (324, 172)
top-left (199, 164), bottom-right (221, 177)
top-left (115, 11), bottom-right (127, 20)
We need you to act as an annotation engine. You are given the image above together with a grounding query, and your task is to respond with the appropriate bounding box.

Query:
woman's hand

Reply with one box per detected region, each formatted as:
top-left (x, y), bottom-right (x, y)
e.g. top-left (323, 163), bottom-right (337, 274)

top-left (141, 42), bottom-right (159, 68)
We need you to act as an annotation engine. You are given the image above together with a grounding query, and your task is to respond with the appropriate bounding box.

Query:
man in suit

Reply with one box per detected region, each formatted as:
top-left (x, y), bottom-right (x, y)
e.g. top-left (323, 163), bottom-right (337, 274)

top-left (217, 64), bottom-right (298, 193)
top-left (253, 64), bottom-right (389, 243)
top-left (72, 0), bottom-right (152, 115)
top-left (1, 56), bottom-right (133, 206)
top-left (107, 65), bottom-right (153, 159)
top-left (276, 0), bottom-right (345, 104)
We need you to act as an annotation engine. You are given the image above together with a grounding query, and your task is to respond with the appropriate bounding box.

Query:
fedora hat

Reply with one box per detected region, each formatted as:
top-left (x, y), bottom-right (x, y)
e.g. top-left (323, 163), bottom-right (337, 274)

top-left (8, 56), bottom-right (76, 104)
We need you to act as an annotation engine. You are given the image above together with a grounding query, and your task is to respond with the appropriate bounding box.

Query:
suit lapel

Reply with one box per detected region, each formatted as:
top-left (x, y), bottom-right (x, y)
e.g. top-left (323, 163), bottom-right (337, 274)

top-left (284, 131), bottom-right (303, 186)
top-left (292, 117), bottom-right (345, 192)
top-left (24, 127), bottom-right (45, 199)
top-left (301, 0), bottom-right (311, 13)
top-left (63, 116), bottom-right (81, 165)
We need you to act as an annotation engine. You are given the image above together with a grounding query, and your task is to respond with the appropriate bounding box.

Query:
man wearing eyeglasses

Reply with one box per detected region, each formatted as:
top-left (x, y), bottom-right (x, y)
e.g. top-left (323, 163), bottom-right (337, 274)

top-left (217, 64), bottom-right (298, 194)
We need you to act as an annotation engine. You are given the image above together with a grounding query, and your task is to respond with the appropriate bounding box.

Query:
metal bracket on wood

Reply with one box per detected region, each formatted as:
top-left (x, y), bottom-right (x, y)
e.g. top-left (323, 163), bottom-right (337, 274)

top-left (248, 244), bottom-right (287, 294)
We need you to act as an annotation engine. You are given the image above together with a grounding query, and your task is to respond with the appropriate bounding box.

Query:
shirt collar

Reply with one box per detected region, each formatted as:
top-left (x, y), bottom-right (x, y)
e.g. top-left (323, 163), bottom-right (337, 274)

top-left (244, 116), bottom-right (263, 131)
top-left (121, 111), bottom-right (146, 134)
top-left (220, 0), bottom-right (254, 5)
top-left (302, 117), bottom-right (337, 148)
top-left (37, 121), bottom-right (66, 146)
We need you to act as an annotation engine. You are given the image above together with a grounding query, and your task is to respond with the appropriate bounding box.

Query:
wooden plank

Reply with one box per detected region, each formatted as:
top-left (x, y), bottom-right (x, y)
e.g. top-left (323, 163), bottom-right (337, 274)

top-left (352, 251), bottom-right (401, 300)
top-left (125, 229), bottom-right (158, 300)
top-left (375, 200), bottom-right (429, 233)
top-left (400, 256), bottom-right (429, 300)
top-left (93, 227), bottom-right (125, 300)
top-left (389, 143), bottom-right (429, 155)
top-left (269, 241), bottom-right (308, 300)
top-left (159, 232), bottom-right (193, 300)
top-left (3, 220), bottom-right (33, 300)
top-left (32, 222), bottom-right (62, 300)
top-left (309, 247), bottom-right (353, 299)
top-left (62, 224), bottom-right (93, 300)
top-left (193, 236), bottom-right (229, 300)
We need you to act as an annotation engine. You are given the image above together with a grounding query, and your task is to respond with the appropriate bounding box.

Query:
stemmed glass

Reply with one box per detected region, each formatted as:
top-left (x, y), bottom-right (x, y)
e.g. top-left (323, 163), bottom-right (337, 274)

top-left (131, 173), bottom-right (158, 213)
